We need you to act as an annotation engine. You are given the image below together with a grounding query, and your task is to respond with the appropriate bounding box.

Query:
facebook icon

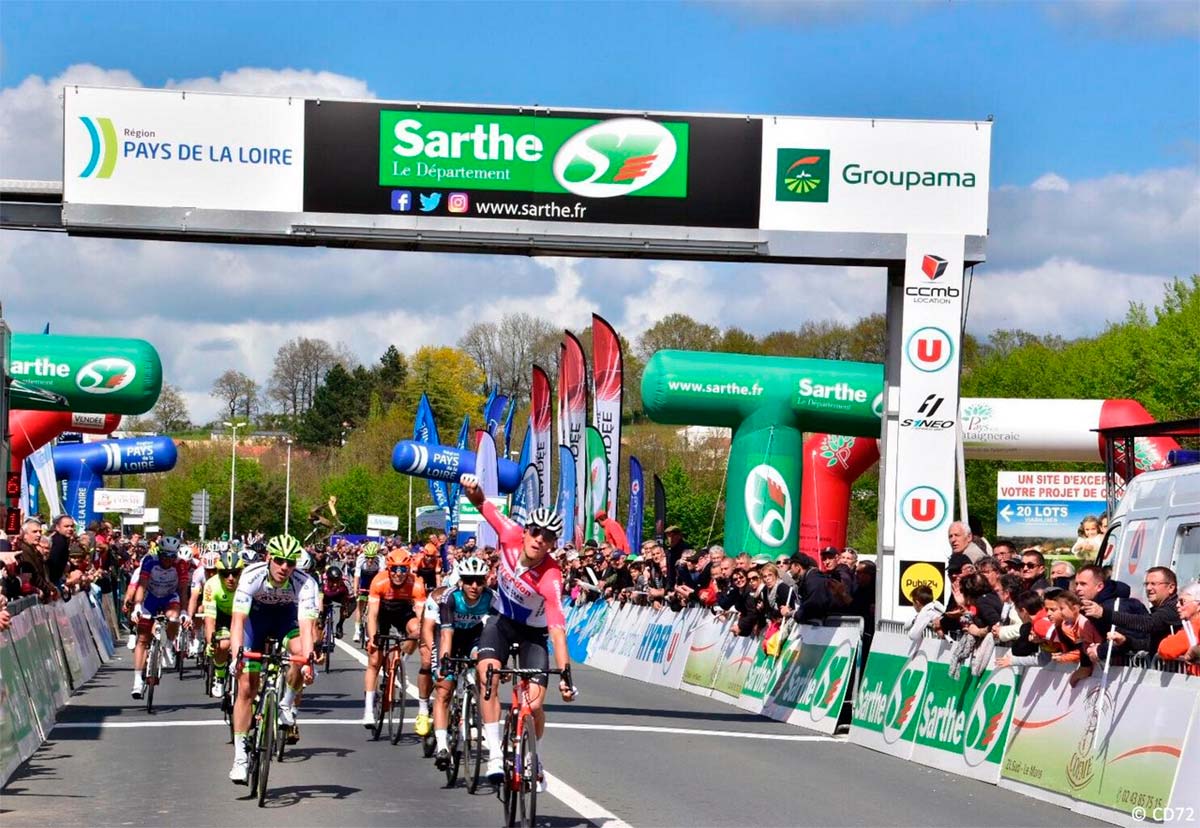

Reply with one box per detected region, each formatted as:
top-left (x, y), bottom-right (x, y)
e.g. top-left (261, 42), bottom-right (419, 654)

top-left (390, 190), bottom-right (413, 212)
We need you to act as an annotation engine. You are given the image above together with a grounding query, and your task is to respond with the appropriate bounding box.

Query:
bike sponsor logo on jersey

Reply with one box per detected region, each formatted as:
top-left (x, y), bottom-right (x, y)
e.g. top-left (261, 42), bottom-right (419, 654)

top-left (744, 464), bottom-right (792, 547)
top-left (962, 667), bottom-right (1017, 767)
top-left (900, 394), bottom-right (955, 430)
top-left (904, 326), bottom-right (954, 373)
top-left (882, 652), bottom-right (929, 744)
top-left (901, 485), bottom-right (948, 532)
top-left (76, 358), bottom-right (137, 394)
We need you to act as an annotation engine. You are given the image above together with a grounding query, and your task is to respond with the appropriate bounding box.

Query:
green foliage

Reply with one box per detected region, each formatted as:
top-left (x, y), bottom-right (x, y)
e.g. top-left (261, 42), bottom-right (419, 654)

top-left (654, 457), bottom-right (724, 548)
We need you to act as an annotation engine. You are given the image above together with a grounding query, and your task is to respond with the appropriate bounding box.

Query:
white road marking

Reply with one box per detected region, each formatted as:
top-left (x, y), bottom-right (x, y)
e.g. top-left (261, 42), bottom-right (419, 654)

top-left (544, 722), bottom-right (840, 742)
top-left (51, 718), bottom-right (415, 729)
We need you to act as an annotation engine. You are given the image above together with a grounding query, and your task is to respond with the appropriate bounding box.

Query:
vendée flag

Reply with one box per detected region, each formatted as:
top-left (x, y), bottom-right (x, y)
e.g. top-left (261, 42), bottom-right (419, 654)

top-left (414, 394), bottom-right (450, 511)
top-left (555, 444), bottom-right (577, 549)
top-left (531, 365), bottom-right (553, 509)
top-left (592, 314), bottom-right (622, 515)
top-left (627, 456), bottom-right (644, 553)
top-left (585, 425), bottom-right (607, 543)
top-left (561, 332), bottom-right (588, 548)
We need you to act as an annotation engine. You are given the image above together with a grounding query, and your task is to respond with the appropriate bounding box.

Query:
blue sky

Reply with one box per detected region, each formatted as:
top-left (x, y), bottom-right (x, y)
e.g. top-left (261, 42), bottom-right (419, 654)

top-left (1, 1), bottom-right (1197, 422)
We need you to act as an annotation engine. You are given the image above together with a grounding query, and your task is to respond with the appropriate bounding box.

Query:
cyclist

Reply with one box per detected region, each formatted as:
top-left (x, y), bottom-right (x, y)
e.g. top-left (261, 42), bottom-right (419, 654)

top-left (125, 535), bottom-right (190, 699)
top-left (433, 556), bottom-right (495, 770)
top-left (353, 541), bottom-right (384, 644)
top-left (460, 474), bottom-right (576, 788)
top-left (228, 535), bottom-right (317, 784)
top-left (417, 533), bottom-right (444, 590)
top-left (319, 565), bottom-right (353, 641)
top-left (361, 549), bottom-right (426, 727)
top-left (202, 550), bottom-right (242, 698)
top-left (185, 548), bottom-right (219, 656)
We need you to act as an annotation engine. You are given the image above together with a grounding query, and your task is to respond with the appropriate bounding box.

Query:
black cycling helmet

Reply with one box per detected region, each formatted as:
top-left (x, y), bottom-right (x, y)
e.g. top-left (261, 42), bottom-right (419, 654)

top-left (327, 565), bottom-right (343, 579)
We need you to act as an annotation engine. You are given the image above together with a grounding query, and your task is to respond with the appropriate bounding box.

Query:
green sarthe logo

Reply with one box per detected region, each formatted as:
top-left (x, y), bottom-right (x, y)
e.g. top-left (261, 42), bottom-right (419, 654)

top-left (776, 148), bottom-right (830, 202)
top-left (379, 112), bottom-right (688, 199)
top-left (79, 116), bottom-right (118, 179)
top-left (744, 463), bottom-right (792, 548)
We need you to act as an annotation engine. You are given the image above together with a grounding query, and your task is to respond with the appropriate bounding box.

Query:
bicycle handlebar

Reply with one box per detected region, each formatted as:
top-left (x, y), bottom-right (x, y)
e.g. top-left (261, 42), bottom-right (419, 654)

top-left (483, 663), bottom-right (573, 701)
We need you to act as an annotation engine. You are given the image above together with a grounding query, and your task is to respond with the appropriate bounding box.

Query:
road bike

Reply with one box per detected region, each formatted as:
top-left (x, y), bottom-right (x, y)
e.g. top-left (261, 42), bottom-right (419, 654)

top-left (439, 655), bottom-right (482, 790)
top-left (372, 633), bottom-right (415, 744)
top-left (317, 602), bottom-right (342, 672)
top-left (240, 640), bottom-right (311, 807)
top-left (484, 661), bottom-right (573, 827)
top-left (141, 614), bottom-right (170, 713)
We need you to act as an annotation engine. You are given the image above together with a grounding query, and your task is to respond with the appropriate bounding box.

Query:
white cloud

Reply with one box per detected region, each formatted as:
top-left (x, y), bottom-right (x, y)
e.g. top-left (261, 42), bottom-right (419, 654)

top-left (1030, 173), bottom-right (1070, 192)
top-left (1043, 0), bottom-right (1200, 38)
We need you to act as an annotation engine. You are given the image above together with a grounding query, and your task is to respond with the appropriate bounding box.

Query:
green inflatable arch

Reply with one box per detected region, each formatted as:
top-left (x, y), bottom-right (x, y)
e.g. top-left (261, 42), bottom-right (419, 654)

top-left (641, 350), bottom-right (883, 556)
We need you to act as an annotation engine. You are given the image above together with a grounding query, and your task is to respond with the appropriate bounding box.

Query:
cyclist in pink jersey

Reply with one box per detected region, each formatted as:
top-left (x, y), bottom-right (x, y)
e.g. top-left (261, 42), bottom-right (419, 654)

top-left (460, 474), bottom-right (576, 787)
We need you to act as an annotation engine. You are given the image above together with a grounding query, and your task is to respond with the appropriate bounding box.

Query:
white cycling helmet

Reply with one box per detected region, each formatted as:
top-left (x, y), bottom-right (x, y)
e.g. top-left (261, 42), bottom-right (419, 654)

top-left (179, 546), bottom-right (194, 563)
top-left (297, 551), bottom-right (314, 572)
top-left (456, 557), bottom-right (489, 578)
top-left (526, 507), bottom-right (564, 536)
top-left (200, 550), bottom-right (220, 569)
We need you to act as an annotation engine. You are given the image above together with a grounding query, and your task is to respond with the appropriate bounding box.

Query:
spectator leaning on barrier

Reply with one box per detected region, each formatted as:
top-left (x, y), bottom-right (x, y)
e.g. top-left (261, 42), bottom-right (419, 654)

top-left (948, 521), bottom-right (987, 565)
top-left (1156, 583), bottom-right (1200, 673)
top-left (849, 560), bottom-right (876, 628)
top-left (788, 553), bottom-right (832, 624)
top-left (14, 519), bottom-right (56, 603)
top-left (664, 525), bottom-right (691, 589)
top-left (991, 541), bottom-right (1018, 572)
top-left (1044, 587), bottom-right (1103, 687)
top-left (758, 564), bottom-right (794, 622)
top-left (1085, 566), bottom-right (1181, 656)
top-left (1074, 564), bottom-right (1147, 661)
top-left (48, 514), bottom-right (76, 587)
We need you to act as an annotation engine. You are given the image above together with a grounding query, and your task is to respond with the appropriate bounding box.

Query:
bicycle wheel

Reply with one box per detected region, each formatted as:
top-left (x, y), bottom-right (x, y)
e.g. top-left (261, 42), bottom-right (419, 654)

top-left (502, 714), bottom-right (518, 827)
top-left (246, 731), bottom-right (260, 796)
top-left (444, 689), bottom-right (462, 786)
top-left (390, 654), bottom-right (406, 745)
top-left (257, 693), bottom-right (275, 807)
top-left (144, 640), bottom-right (159, 713)
top-left (465, 685), bottom-right (483, 794)
top-left (517, 714), bottom-right (538, 828)
top-left (372, 662), bottom-right (386, 741)
top-left (176, 634), bottom-right (186, 680)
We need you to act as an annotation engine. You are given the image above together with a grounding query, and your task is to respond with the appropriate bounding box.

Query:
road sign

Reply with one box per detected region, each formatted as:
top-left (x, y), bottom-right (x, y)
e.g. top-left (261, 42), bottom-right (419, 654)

top-left (190, 489), bottom-right (210, 525)
top-left (366, 513), bottom-right (400, 532)
top-left (94, 488), bottom-right (146, 513)
top-left (996, 471), bottom-right (1106, 540)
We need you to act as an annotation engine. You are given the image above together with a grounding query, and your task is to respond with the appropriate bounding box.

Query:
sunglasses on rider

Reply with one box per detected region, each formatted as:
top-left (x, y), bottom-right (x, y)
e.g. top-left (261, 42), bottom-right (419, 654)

top-left (527, 527), bottom-right (558, 543)
top-left (389, 565), bottom-right (410, 574)
top-left (271, 556), bottom-right (296, 567)
top-left (460, 576), bottom-right (486, 586)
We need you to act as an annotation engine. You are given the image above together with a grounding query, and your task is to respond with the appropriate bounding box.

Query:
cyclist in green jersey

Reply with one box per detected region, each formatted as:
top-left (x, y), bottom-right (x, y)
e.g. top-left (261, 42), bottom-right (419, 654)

top-left (203, 551), bottom-right (243, 698)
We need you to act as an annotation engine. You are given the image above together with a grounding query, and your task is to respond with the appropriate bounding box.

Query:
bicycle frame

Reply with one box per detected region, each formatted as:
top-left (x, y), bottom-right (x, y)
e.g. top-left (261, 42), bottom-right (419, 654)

top-left (372, 633), bottom-right (415, 743)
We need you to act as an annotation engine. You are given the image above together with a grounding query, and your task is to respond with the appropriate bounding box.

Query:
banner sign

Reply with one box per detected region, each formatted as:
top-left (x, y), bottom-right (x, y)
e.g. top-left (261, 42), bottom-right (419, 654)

top-left (560, 334), bottom-right (588, 547)
top-left (995, 471), bottom-right (1107, 540)
top-left (366, 513), bottom-right (401, 532)
top-left (758, 116), bottom-right (990, 236)
top-left (63, 87), bottom-right (304, 212)
top-left (627, 456), bottom-right (644, 553)
top-left (92, 488), bottom-right (146, 513)
top-left (303, 100), bottom-right (761, 229)
top-left (756, 624), bottom-right (860, 735)
top-left (555, 444), bottom-right (577, 549)
top-left (531, 366), bottom-right (553, 509)
top-left (592, 314), bottom-right (623, 515)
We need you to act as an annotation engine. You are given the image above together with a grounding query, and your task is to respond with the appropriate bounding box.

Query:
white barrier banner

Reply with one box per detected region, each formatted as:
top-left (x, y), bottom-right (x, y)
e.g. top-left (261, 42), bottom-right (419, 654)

top-left (680, 614), bottom-right (736, 697)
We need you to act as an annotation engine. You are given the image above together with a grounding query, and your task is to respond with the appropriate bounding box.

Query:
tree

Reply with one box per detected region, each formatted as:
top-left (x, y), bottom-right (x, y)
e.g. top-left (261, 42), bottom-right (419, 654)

top-left (297, 363), bottom-right (370, 446)
top-left (398, 346), bottom-right (486, 434)
top-left (635, 313), bottom-right (720, 361)
top-left (210, 370), bottom-right (259, 423)
top-left (267, 337), bottom-right (344, 423)
top-left (375, 345), bottom-right (408, 410)
top-left (718, 327), bottom-right (760, 355)
top-left (846, 314), bottom-right (888, 364)
top-left (147, 383), bottom-right (191, 433)
top-left (458, 313), bottom-right (559, 402)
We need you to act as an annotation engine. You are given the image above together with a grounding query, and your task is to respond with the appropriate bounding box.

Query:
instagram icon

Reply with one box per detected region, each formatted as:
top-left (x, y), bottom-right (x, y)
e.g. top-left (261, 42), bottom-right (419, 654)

top-left (447, 192), bottom-right (469, 214)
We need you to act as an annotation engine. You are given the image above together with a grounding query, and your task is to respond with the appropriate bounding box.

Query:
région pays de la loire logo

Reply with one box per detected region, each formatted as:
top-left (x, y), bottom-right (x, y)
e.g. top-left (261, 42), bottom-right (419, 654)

top-left (883, 653), bottom-right (929, 744)
top-left (905, 326), bottom-right (954, 373)
top-left (78, 116), bottom-right (118, 179)
top-left (902, 485), bottom-right (948, 532)
top-left (962, 667), bottom-right (1017, 767)
top-left (76, 358), bottom-right (137, 395)
top-left (776, 148), bottom-right (831, 203)
top-left (744, 464), bottom-right (792, 547)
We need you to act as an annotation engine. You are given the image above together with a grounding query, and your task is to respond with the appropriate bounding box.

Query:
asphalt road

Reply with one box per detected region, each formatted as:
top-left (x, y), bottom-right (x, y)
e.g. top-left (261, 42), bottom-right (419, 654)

top-left (2, 637), bottom-right (1106, 828)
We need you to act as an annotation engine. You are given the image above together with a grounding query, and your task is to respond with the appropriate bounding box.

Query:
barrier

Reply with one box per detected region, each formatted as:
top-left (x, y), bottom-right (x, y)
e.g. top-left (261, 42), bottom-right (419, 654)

top-left (755, 620), bottom-right (862, 735)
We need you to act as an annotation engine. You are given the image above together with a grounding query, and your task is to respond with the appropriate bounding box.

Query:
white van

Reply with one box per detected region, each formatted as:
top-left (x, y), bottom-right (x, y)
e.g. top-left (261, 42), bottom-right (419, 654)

top-left (1100, 463), bottom-right (1200, 595)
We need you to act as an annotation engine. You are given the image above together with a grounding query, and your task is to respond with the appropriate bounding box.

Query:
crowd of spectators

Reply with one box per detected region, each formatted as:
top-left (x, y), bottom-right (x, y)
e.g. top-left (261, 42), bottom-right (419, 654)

top-left (561, 524), bottom-right (877, 636)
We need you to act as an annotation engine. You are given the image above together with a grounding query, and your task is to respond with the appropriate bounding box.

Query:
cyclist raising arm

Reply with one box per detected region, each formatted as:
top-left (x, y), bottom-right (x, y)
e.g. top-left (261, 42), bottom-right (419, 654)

top-left (460, 473), bottom-right (575, 789)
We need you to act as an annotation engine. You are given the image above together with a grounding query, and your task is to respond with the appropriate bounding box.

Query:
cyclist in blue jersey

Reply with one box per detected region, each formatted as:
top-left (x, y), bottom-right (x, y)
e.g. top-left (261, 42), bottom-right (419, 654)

top-left (432, 556), bottom-right (495, 770)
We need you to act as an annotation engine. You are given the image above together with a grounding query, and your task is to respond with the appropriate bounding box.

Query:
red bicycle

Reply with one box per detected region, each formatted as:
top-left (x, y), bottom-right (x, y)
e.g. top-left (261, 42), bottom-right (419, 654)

top-left (484, 663), bottom-right (573, 828)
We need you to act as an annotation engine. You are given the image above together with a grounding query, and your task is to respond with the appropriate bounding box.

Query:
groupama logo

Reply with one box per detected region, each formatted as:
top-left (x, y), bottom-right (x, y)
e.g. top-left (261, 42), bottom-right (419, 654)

top-left (75, 358), bottom-right (137, 395)
top-left (78, 116), bottom-right (119, 179)
top-left (882, 652), bottom-right (929, 744)
top-left (962, 667), bottom-right (1017, 767)
top-left (776, 148), bottom-right (831, 202)
top-left (744, 464), bottom-right (792, 547)
top-left (553, 118), bottom-right (678, 199)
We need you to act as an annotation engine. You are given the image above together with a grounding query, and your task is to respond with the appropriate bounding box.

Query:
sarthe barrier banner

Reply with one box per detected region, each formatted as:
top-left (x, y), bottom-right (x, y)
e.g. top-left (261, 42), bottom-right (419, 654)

top-left (756, 623), bottom-right (860, 735)
top-left (1000, 662), bottom-right (1198, 824)
top-left (1, 617), bottom-right (44, 782)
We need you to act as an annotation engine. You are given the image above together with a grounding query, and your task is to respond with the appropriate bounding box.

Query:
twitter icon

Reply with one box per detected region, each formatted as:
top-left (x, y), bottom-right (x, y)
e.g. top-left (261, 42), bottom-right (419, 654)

top-left (419, 192), bottom-right (442, 212)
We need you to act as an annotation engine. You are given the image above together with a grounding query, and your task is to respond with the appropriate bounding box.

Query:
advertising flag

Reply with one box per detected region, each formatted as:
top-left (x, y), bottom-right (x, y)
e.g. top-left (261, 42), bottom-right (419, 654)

top-left (627, 456), bottom-right (644, 553)
top-left (446, 415), bottom-right (471, 533)
top-left (29, 445), bottom-right (63, 520)
top-left (561, 332), bottom-right (589, 548)
top-left (653, 473), bottom-right (666, 544)
top-left (511, 464), bottom-right (540, 527)
top-left (516, 422), bottom-right (533, 473)
top-left (474, 430), bottom-right (500, 549)
top-left (531, 365), bottom-right (553, 509)
top-left (556, 444), bottom-right (577, 549)
top-left (592, 314), bottom-right (623, 515)
top-left (503, 399), bottom-right (516, 456)
top-left (585, 426), bottom-right (608, 543)
top-left (485, 392), bottom-right (509, 444)
top-left (414, 394), bottom-right (450, 512)
top-left (20, 459), bottom-right (39, 519)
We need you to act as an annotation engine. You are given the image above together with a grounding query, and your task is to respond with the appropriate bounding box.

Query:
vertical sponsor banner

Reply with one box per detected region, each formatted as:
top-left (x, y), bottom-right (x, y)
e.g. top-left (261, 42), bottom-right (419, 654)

top-left (485, 392), bottom-right (510, 446)
top-left (447, 415), bottom-right (471, 533)
top-left (584, 426), bottom-right (608, 543)
top-left (474, 430), bottom-right (500, 549)
top-left (531, 366), bottom-right (553, 509)
top-left (414, 394), bottom-right (451, 512)
top-left (561, 333), bottom-right (589, 548)
top-left (726, 412), bottom-right (802, 558)
top-left (555, 445), bottom-right (577, 549)
top-left (627, 456), bottom-right (644, 553)
top-left (1000, 664), bottom-right (1195, 818)
top-left (20, 459), bottom-right (37, 518)
top-left (887, 233), bottom-right (966, 621)
top-left (511, 464), bottom-right (540, 527)
top-left (592, 314), bottom-right (623, 515)
top-left (29, 445), bottom-right (62, 519)
top-left (653, 473), bottom-right (666, 544)
top-left (503, 399), bottom-right (516, 456)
